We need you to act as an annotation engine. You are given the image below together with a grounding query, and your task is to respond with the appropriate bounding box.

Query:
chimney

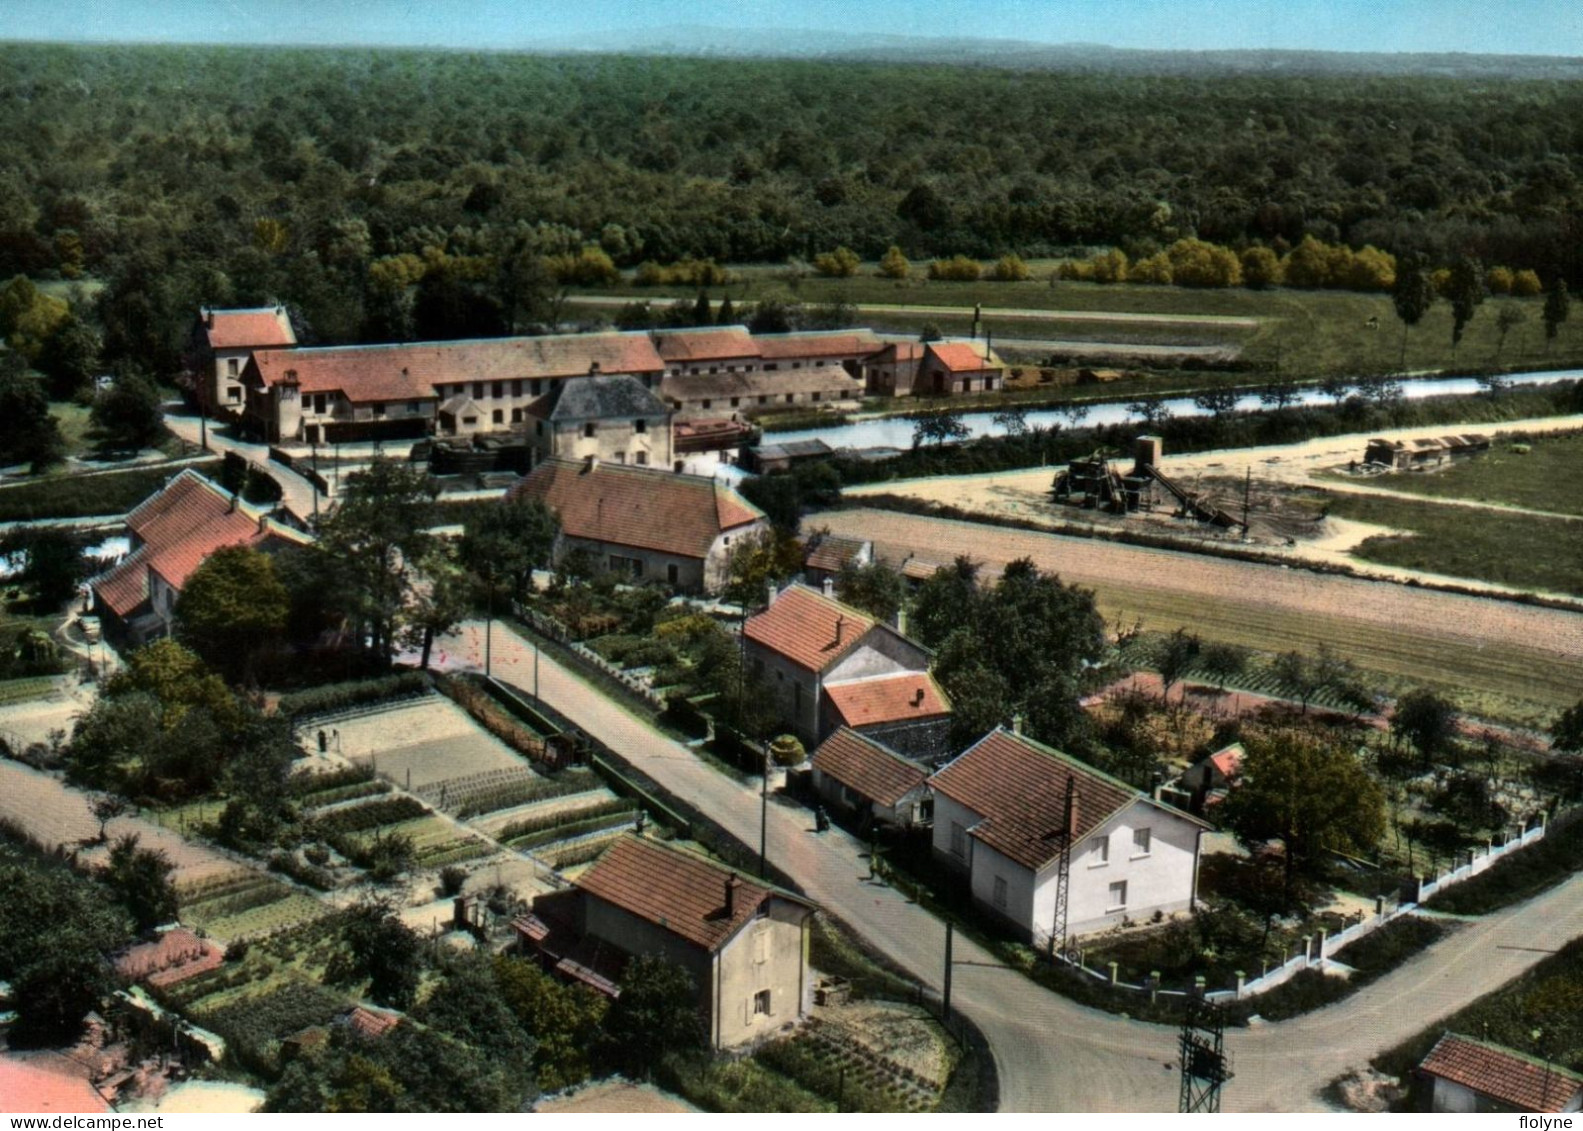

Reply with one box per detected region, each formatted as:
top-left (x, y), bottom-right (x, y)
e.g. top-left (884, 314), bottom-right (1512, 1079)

top-left (589, 360), bottom-right (602, 375)
top-left (1011, 713), bottom-right (1024, 735)
top-left (821, 576), bottom-right (834, 598)
top-left (205, 307), bottom-right (214, 328)
top-left (228, 492), bottom-right (239, 513)
top-left (835, 614), bottom-right (845, 644)
top-left (257, 513), bottom-right (269, 535)
top-left (895, 606), bottom-right (908, 637)
top-left (724, 874), bottom-right (740, 917)
top-left (912, 686), bottom-right (925, 707)
top-left (584, 455), bottom-right (598, 473)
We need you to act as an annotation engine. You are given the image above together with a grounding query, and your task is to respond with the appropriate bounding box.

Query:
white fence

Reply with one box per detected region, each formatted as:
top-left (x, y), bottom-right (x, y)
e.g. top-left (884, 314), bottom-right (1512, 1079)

top-left (1055, 815), bottom-right (1549, 1004)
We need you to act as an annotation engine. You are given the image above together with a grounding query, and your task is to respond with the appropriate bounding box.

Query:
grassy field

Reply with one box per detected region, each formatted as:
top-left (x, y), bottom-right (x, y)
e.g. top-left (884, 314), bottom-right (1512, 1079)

top-left (0, 457), bottom-right (223, 521)
top-left (1325, 491), bottom-right (1583, 597)
top-left (571, 271), bottom-right (1583, 380)
top-left (1334, 430), bottom-right (1583, 517)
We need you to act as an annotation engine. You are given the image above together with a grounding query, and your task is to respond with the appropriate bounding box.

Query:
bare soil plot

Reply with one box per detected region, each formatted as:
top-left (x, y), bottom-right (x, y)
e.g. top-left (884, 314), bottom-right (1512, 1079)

top-left (333, 697), bottom-right (534, 790)
top-left (0, 760), bottom-right (240, 888)
top-left (535, 1079), bottom-right (698, 1114)
top-left (816, 508), bottom-right (1583, 723)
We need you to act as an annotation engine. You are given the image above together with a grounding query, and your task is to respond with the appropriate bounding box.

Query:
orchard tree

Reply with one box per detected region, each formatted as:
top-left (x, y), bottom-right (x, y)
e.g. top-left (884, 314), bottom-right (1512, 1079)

top-left (1152, 628), bottom-right (1201, 702)
top-left (601, 953), bottom-right (703, 1077)
top-left (1392, 688), bottom-right (1459, 768)
top-left (1198, 642), bottom-right (1250, 692)
top-left (90, 367), bottom-right (166, 452)
top-left (327, 900), bottom-right (424, 1010)
top-left (103, 834), bottom-right (178, 932)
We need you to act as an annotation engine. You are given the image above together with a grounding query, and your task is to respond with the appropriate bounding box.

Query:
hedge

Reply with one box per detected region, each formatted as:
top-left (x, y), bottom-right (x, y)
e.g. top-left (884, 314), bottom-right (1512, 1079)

top-left (276, 671), bottom-right (431, 718)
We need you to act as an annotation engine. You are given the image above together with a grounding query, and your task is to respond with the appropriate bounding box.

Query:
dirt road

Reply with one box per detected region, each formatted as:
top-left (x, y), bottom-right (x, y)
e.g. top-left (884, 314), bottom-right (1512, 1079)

top-left (814, 508), bottom-right (1583, 715)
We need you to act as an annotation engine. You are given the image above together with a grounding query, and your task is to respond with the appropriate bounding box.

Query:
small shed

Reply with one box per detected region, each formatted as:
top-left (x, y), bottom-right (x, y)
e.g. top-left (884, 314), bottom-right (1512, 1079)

top-left (1418, 1032), bottom-right (1583, 1113)
top-left (810, 727), bottom-right (932, 830)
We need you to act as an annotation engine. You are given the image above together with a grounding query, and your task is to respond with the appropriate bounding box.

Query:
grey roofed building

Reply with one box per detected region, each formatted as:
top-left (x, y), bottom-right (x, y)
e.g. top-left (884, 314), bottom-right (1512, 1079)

top-left (546, 373), bottom-right (670, 422)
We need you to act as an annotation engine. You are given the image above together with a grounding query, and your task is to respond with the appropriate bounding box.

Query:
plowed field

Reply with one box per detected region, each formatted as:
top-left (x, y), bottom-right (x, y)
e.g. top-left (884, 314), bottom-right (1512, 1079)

top-left (817, 507), bottom-right (1583, 721)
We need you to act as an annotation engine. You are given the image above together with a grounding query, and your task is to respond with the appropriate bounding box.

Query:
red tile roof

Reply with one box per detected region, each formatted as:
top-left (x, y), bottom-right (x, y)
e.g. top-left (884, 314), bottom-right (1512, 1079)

top-left (1206, 743), bottom-right (1244, 779)
top-left (930, 729), bottom-right (1195, 872)
top-left (250, 332), bottom-right (665, 404)
top-left (344, 1006), bottom-right (401, 1040)
top-left (114, 928), bottom-right (225, 989)
top-left (95, 471), bottom-right (305, 617)
top-left (203, 307), bottom-right (296, 351)
top-left (870, 342), bottom-right (926, 364)
top-left (1419, 1033), bottom-right (1583, 1112)
top-left (651, 327), bottom-right (758, 362)
top-left (744, 584), bottom-right (877, 674)
top-left (811, 728), bottom-right (928, 807)
top-left (804, 535), bottom-right (869, 574)
top-left (507, 458), bottom-right (762, 562)
top-left (0, 1059), bottom-right (110, 1114)
top-left (576, 835), bottom-right (812, 954)
top-left (926, 342), bottom-right (1000, 373)
top-left (825, 672), bottom-right (951, 730)
top-left (754, 330), bottom-right (881, 360)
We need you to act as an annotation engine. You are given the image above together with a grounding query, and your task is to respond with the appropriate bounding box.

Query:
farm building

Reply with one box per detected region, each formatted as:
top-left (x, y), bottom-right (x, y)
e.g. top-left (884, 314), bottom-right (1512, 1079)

top-left (740, 438), bottom-right (834, 474)
top-left (1362, 434), bottom-right (1491, 471)
top-left (506, 457), bottom-right (765, 594)
top-left (915, 341), bottom-right (1006, 396)
top-left (928, 727), bottom-right (1208, 945)
top-left (744, 581), bottom-right (949, 753)
top-left (1417, 1032), bottom-right (1583, 1113)
top-left (655, 327), bottom-right (875, 416)
top-left (517, 835), bottom-right (816, 1051)
top-left (91, 469), bottom-right (311, 644)
top-left (802, 533), bottom-right (873, 587)
top-left (1176, 742), bottom-right (1244, 814)
top-left (189, 305), bottom-right (297, 419)
top-left (810, 727), bottom-right (931, 830)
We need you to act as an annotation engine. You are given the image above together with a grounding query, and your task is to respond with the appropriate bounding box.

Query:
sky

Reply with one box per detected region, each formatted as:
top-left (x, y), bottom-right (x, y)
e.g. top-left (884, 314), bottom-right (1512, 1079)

top-left (5, 0), bottom-right (1583, 57)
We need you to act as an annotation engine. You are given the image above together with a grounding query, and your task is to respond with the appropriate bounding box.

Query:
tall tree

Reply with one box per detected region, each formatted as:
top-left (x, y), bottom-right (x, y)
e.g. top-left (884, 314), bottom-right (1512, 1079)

top-left (1391, 253), bottom-right (1436, 368)
top-left (459, 495), bottom-right (560, 603)
top-left (1446, 255), bottom-right (1487, 357)
top-left (1221, 726), bottom-right (1386, 908)
top-left (90, 367), bottom-right (166, 452)
top-left (103, 834), bottom-right (179, 932)
top-left (691, 290), bottom-right (711, 325)
top-left (0, 355), bottom-right (66, 472)
top-left (1543, 277), bottom-right (1571, 351)
top-left (175, 545), bottom-right (290, 682)
top-left (601, 953), bottom-right (703, 1077)
top-left (1152, 628), bottom-right (1201, 702)
top-left (315, 458), bottom-right (437, 667)
top-left (1, 526), bottom-right (85, 609)
top-left (326, 900), bottom-right (424, 1010)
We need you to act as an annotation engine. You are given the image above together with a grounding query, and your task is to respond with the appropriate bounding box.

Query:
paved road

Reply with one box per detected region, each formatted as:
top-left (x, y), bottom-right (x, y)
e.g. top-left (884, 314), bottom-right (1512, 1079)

top-left (563, 293), bottom-right (1262, 329)
top-left (161, 411), bottom-right (326, 523)
top-left (433, 619), bottom-right (1583, 1111)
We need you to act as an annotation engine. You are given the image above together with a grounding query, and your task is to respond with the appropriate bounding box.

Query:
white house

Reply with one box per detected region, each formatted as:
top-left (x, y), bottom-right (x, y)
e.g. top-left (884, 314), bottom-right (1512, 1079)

top-left (928, 727), bottom-right (1208, 945)
top-left (810, 727), bottom-right (931, 830)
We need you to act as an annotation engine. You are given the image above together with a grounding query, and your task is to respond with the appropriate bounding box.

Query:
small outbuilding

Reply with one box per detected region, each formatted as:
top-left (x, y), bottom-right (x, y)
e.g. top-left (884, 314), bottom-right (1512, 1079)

top-left (1417, 1032), bottom-right (1583, 1113)
top-left (810, 727), bottom-right (932, 830)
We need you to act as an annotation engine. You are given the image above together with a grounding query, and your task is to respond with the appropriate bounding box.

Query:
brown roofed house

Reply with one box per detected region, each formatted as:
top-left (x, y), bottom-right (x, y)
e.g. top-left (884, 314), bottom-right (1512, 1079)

top-left (802, 533), bottom-right (873, 586)
top-left (91, 470), bottom-right (311, 644)
top-left (744, 582), bottom-right (950, 757)
top-left (929, 727), bottom-right (1208, 944)
top-left (1418, 1032), bottom-right (1583, 1113)
top-left (192, 305), bottom-right (297, 417)
top-left (916, 340), bottom-right (1005, 396)
top-left (569, 835), bottom-right (817, 1050)
top-left (810, 727), bottom-right (931, 829)
top-left (507, 457), bottom-right (764, 594)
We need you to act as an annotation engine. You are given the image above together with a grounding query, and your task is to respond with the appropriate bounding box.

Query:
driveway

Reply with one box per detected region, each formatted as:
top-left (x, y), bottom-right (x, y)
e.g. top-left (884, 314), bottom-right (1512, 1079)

top-left (430, 619), bottom-right (1582, 1111)
top-left (160, 411), bottom-right (325, 523)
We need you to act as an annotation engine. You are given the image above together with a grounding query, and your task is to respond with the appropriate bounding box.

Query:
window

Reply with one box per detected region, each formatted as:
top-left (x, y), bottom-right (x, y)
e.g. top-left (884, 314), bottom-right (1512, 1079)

top-left (726, 365), bottom-right (736, 373)
top-left (709, 366), bottom-right (719, 375)
top-left (1132, 828), bottom-right (1152, 857)
top-left (473, 382), bottom-right (484, 399)
top-left (785, 393), bottom-right (795, 404)
top-left (730, 397), bottom-right (740, 408)
top-left (535, 421), bottom-right (544, 436)
top-left (531, 379), bottom-right (542, 396)
top-left (753, 990), bottom-right (771, 1016)
top-left (701, 399), bottom-right (712, 409)
top-left (759, 395), bottom-right (769, 405)
top-left (312, 394), bottom-right (327, 414)
top-left (690, 367), bottom-right (700, 376)
top-left (950, 822), bottom-right (966, 858)
top-left (1090, 835), bottom-right (1109, 866)
top-left (583, 422), bottom-right (596, 438)
top-left (634, 419), bottom-right (646, 434)
top-left (811, 392), bottom-right (821, 403)
top-left (765, 363), bottom-right (779, 372)
top-left (512, 380), bottom-right (522, 397)
top-left (462, 416), bottom-right (476, 426)
top-left (226, 358), bottom-right (239, 377)
top-left (409, 401), bottom-right (420, 414)
top-left (635, 451), bottom-right (647, 466)
top-left (792, 362), bottom-right (802, 369)
top-left (227, 388), bottom-right (241, 402)
top-left (1107, 881), bottom-right (1128, 912)
top-left (492, 409), bottom-right (503, 425)
top-left (373, 404), bottom-right (386, 417)
top-left (492, 381), bottom-right (503, 399)
top-left (511, 408), bottom-right (523, 424)
top-left (667, 563), bottom-right (680, 586)
top-left (614, 451), bottom-right (625, 463)
top-left (992, 876), bottom-right (1008, 909)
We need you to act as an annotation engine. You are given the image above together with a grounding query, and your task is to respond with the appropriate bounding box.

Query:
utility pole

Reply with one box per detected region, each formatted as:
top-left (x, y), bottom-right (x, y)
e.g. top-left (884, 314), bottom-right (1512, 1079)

top-left (759, 744), bottom-right (769, 880)
top-left (942, 921), bottom-right (954, 1023)
top-left (485, 567), bottom-right (494, 679)
top-left (1241, 466), bottom-right (1251, 536)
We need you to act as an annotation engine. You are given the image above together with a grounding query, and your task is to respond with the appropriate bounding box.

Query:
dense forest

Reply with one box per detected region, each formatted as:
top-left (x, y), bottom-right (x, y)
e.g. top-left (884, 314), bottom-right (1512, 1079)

top-left (2, 42), bottom-right (1582, 371)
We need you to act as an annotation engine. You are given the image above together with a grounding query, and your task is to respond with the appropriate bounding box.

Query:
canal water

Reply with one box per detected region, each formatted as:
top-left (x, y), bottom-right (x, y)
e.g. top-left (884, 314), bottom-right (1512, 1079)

top-left (763, 368), bottom-right (1583, 453)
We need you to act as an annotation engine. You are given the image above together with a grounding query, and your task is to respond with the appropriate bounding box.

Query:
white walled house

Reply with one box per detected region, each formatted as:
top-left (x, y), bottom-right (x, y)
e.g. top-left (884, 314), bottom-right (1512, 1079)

top-left (929, 728), bottom-right (1208, 945)
top-left (191, 306), bottom-right (296, 416)
top-left (1417, 1032), bottom-right (1583, 1113)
